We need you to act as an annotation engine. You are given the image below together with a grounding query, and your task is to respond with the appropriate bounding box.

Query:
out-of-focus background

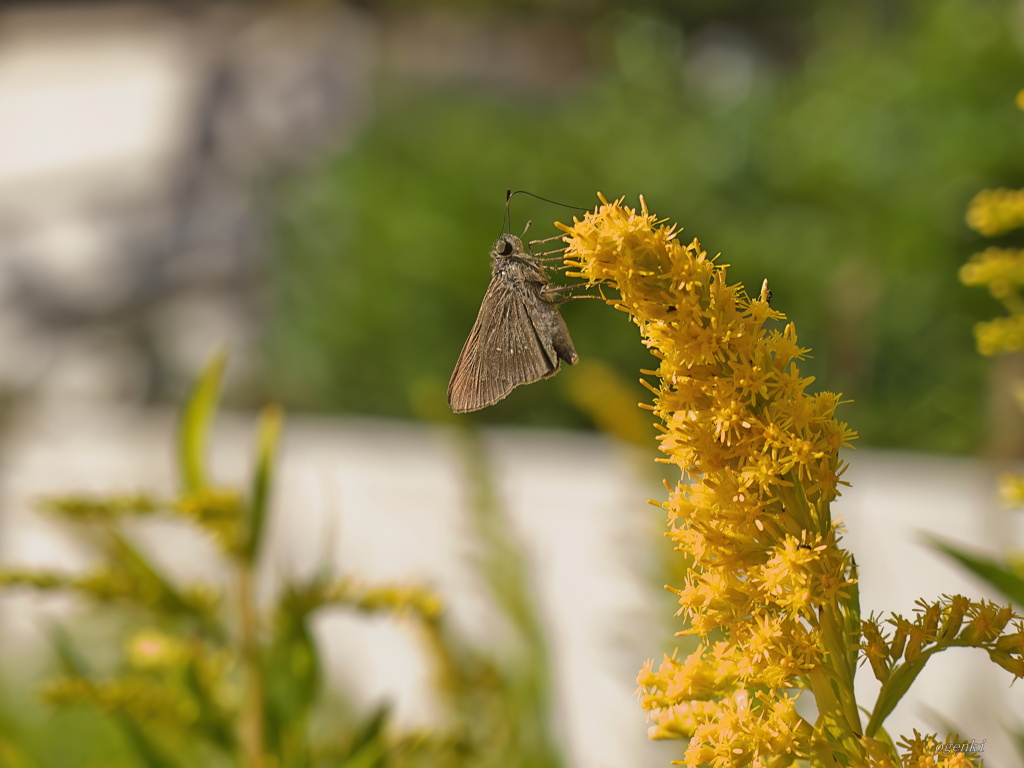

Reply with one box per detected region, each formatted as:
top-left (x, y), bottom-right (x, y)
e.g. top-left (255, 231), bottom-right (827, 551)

top-left (1, 0), bottom-right (1023, 766)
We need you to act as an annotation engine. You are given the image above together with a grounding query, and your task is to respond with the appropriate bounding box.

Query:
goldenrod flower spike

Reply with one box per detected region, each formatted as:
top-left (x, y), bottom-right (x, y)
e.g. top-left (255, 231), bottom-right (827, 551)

top-left (559, 196), bottom-right (1022, 767)
top-left (559, 195), bottom-right (858, 765)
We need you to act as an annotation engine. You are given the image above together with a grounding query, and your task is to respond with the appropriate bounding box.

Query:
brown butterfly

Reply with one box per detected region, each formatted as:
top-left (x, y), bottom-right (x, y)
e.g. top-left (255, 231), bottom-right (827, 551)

top-left (447, 232), bottom-right (578, 413)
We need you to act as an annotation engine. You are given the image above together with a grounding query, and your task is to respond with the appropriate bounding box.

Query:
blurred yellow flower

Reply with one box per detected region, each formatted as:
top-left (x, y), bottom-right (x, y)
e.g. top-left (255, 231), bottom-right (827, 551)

top-left (127, 628), bottom-right (186, 670)
top-left (966, 187), bottom-right (1024, 237)
top-left (962, 130), bottom-right (1024, 511)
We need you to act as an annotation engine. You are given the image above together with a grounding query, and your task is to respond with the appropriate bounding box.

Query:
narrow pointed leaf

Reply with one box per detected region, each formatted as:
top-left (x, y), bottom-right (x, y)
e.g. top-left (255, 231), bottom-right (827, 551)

top-left (930, 538), bottom-right (1024, 607)
top-left (178, 352), bottom-right (226, 494)
top-left (1012, 725), bottom-right (1024, 764)
top-left (244, 403), bottom-right (282, 565)
top-left (867, 652), bottom-right (935, 737)
top-left (48, 624), bottom-right (90, 677)
top-left (183, 655), bottom-right (236, 752)
top-left (845, 556), bottom-right (862, 672)
top-left (107, 529), bottom-right (224, 641)
top-left (340, 706), bottom-right (390, 768)
top-left (117, 718), bottom-right (181, 768)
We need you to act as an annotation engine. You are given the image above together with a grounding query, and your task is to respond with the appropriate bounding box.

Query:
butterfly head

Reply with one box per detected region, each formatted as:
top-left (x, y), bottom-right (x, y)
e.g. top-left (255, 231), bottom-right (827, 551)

top-left (492, 233), bottom-right (524, 260)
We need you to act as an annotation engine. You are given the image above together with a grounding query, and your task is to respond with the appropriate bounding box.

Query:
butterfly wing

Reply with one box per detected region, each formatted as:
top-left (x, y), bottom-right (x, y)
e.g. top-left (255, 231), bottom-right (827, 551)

top-left (447, 277), bottom-right (560, 413)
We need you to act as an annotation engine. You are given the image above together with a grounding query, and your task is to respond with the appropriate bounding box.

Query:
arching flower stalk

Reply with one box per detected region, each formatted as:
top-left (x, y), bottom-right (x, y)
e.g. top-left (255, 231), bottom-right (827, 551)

top-left (557, 195), bottom-right (1024, 768)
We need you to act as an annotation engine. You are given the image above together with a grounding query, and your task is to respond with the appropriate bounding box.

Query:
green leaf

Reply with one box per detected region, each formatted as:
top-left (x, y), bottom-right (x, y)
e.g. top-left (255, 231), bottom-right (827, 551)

top-left (182, 655), bottom-right (236, 753)
top-left (845, 556), bottom-right (862, 672)
top-left (243, 403), bottom-right (282, 565)
top-left (264, 581), bottom-right (323, 760)
top-left (866, 650), bottom-right (936, 738)
top-left (107, 529), bottom-right (224, 641)
top-left (929, 538), bottom-right (1024, 607)
top-left (1012, 724), bottom-right (1024, 765)
top-left (116, 717), bottom-right (181, 768)
top-left (340, 706), bottom-right (391, 768)
top-left (178, 352), bottom-right (227, 494)
top-left (48, 624), bottom-right (90, 678)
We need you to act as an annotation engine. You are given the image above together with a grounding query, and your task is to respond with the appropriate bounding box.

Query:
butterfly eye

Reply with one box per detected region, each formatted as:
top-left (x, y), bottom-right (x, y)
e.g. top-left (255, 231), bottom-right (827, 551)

top-left (496, 237), bottom-right (514, 256)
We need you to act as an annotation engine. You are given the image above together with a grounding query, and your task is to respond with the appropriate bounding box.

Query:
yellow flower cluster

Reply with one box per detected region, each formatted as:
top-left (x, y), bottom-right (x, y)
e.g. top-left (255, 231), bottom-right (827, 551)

top-left (36, 493), bottom-right (160, 519)
top-left (860, 596), bottom-right (1024, 746)
top-left (175, 487), bottom-right (246, 551)
top-left (965, 188), bottom-right (1024, 237)
top-left (559, 195), bottom-right (858, 765)
top-left (42, 675), bottom-right (199, 726)
top-left (304, 577), bottom-right (445, 620)
top-left (896, 731), bottom-right (987, 768)
top-left (559, 196), bottom-right (1021, 767)
top-left (127, 629), bottom-right (188, 670)
top-left (958, 246), bottom-right (1024, 356)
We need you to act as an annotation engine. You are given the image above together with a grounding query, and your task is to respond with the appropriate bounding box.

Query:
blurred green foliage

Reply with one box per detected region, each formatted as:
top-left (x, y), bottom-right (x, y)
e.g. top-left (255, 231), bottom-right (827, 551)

top-left (0, 357), bottom-right (564, 768)
top-left (263, 0), bottom-right (1024, 452)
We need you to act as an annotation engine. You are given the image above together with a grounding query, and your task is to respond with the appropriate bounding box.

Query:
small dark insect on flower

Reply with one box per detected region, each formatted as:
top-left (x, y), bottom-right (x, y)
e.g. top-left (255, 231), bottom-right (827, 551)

top-left (447, 233), bottom-right (578, 413)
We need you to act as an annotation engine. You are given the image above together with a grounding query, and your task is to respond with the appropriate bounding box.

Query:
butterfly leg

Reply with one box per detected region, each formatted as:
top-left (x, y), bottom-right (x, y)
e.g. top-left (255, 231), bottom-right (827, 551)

top-left (540, 284), bottom-right (607, 305)
top-left (528, 234), bottom-right (566, 246)
top-left (527, 238), bottom-right (569, 261)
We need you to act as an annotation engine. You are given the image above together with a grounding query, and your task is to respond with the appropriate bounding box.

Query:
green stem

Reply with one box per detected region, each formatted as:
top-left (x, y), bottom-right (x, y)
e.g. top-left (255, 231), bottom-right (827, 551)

top-left (865, 647), bottom-right (940, 738)
top-left (817, 604), bottom-right (861, 736)
top-left (237, 564), bottom-right (265, 768)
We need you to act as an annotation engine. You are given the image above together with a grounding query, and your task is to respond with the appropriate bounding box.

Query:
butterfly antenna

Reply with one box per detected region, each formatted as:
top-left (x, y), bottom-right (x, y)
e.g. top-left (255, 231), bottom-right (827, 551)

top-left (508, 190), bottom-right (590, 212)
top-left (501, 189), bottom-right (590, 236)
top-left (501, 188), bottom-right (513, 234)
